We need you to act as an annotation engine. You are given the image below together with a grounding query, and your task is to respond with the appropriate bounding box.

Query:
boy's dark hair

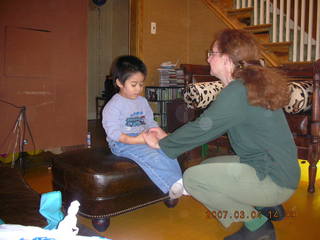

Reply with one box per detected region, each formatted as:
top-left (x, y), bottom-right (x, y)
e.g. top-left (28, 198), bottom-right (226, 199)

top-left (111, 55), bottom-right (147, 87)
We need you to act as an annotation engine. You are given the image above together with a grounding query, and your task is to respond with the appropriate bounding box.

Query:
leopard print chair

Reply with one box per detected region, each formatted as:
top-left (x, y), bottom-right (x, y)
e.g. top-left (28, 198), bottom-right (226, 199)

top-left (183, 80), bottom-right (313, 114)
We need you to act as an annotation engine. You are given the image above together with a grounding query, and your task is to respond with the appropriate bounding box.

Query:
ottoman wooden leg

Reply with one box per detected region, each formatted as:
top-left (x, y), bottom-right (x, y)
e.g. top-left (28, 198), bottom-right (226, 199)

top-left (92, 217), bottom-right (110, 232)
top-left (164, 198), bottom-right (179, 208)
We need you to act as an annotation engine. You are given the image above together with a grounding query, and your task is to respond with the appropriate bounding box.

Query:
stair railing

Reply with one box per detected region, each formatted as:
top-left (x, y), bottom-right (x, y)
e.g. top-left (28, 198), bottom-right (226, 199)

top-left (234, 0), bottom-right (320, 62)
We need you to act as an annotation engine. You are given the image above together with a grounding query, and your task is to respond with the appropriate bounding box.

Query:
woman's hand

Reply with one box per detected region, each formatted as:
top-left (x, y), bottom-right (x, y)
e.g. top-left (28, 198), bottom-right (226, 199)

top-left (148, 127), bottom-right (168, 140)
top-left (143, 131), bottom-right (160, 149)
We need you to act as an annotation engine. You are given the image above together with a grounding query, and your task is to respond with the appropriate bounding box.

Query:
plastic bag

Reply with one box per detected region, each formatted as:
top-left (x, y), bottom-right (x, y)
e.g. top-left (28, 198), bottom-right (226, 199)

top-left (39, 191), bottom-right (65, 230)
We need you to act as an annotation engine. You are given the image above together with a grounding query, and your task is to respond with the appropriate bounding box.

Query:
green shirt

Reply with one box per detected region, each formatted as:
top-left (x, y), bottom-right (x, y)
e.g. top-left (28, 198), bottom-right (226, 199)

top-left (160, 80), bottom-right (300, 189)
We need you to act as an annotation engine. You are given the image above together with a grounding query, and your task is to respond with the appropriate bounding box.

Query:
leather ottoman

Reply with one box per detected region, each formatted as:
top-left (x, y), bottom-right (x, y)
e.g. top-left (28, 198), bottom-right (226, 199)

top-left (52, 147), bottom-right (184, 232)
top-left (0, 166), bottom-right (47, 227)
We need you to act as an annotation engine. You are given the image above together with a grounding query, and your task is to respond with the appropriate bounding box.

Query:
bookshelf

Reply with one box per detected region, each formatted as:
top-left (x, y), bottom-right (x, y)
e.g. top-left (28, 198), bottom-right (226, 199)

top-left (145, 86), bottom-right (184, 130)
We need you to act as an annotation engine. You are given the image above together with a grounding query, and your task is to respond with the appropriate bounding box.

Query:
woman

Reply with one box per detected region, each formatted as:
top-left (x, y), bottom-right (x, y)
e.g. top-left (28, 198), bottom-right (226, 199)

top-left (144, 29), bottom-right (300, 240)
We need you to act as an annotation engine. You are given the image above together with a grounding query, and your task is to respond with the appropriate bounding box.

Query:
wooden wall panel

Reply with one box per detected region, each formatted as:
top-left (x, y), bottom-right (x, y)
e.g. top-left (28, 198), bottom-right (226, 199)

top-left (4, 26), bottom-right (52, 77)
top-left (0, 0), bottom-right (87, 153)
top-left (141, 0), bottom-right (189, 85)
top-left (188, 0), bottom-right (227, 64)
top-left (136, 0), bottom-right (228, 86)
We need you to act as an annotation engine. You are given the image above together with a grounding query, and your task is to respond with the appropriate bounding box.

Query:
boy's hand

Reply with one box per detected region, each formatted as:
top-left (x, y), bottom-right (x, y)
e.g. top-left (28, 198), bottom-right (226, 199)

top-left (142, 131), bottom-right (160, 149)
top-left (148, 127), bottom-right (168, 140)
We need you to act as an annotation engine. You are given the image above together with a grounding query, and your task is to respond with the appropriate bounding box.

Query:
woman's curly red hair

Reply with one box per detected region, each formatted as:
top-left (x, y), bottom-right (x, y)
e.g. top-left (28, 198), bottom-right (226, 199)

top-left (215, 29), bottom-right (290, 110)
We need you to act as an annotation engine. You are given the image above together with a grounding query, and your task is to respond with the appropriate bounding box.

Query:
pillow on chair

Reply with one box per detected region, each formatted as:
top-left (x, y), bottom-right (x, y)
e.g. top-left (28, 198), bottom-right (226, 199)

top-left (284, 81), bottom-right (313, 114)
top-left (183, 80), bottom-right (313, 113)
top-left (183, 81), bottom-right (223, 109)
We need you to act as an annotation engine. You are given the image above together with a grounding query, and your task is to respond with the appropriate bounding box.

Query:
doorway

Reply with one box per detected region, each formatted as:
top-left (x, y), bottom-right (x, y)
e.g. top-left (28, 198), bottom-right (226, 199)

top-left (88, 0), bottom-right (131, 120)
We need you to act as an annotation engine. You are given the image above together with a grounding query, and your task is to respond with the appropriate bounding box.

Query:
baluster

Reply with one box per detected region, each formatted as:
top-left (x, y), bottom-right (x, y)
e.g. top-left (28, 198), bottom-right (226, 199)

top-left (236, 0), bottom-right (240, 9)
top-left (242, 0), bottom-right (246, 8)
top-left (285, 0), bottom-right (291, 41)
top-left (279, 0), bottom-right (284, 42)
top-left (248, 0), bottom-right (252, 7)
top-left (300, 0), bottom-right (306, 61)
top-left (254, 0), bottom-right (258, 25)
top-left (307, 0), bottom-right (314, 61)
top-left (272, 0), bottom-right (277, 42)
top-left (293, 0), bottom-right (299, 62)
top-left (266, 0), bottom-right (270, 24)
top-left (260, 0), bottom-right (265, 24)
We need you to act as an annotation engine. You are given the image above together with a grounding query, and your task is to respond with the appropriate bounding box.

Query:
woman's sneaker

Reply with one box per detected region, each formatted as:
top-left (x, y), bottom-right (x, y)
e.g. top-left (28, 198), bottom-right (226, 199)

top-left (224, 220), bottom-right (276, 240)
top-left (258, 205), bottom-right (286, 221)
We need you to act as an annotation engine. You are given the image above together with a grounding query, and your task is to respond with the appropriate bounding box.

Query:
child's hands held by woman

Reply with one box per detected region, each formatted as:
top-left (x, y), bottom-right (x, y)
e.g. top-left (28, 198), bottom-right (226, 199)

top-left (148, 127), bottom-right (168, 140)
top-left (142, 131), bottom-right (160, 149)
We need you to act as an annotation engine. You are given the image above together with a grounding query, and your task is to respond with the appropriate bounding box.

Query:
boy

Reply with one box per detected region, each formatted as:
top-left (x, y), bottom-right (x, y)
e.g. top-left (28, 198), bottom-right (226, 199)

top-left (102, 55), bottom-right (187, 199)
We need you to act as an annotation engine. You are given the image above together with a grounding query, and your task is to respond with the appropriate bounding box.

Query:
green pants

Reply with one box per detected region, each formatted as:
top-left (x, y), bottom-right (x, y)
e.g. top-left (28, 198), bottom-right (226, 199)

top-left (183, 155), bottom-right (294, 228)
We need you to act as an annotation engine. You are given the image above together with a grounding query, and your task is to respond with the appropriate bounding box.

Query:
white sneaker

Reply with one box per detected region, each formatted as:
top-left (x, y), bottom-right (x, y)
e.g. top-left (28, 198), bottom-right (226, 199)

top-left (169, 178), bottom-right (190, 199)
top-left (169, 182), bottom-right (184, 199)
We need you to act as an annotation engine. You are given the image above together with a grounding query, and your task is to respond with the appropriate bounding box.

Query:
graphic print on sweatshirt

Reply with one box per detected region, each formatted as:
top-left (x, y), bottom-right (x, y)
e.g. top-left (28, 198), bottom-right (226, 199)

top-left (125, 111), bottom-right (146, 127)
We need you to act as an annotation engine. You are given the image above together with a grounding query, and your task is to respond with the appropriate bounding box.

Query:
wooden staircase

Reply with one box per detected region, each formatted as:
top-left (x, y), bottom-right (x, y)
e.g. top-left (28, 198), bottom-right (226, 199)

top-left (202, 0), bottom-right (318, 67)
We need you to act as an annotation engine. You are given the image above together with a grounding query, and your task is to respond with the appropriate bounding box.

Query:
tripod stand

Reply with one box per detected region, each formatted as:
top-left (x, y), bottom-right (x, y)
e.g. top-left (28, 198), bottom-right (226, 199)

top-left (0, 99), bottom-right (35, 173)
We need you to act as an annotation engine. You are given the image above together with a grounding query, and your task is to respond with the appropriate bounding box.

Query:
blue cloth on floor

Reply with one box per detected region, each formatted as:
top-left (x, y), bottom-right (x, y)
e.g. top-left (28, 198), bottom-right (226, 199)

top-left (39, 191), bottom-right (65, 230)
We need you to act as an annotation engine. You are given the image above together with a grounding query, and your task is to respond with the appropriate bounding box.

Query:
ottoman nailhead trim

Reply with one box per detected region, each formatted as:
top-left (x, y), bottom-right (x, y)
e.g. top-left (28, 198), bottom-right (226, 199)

top-left (78, 195), bottom-right (169, 219)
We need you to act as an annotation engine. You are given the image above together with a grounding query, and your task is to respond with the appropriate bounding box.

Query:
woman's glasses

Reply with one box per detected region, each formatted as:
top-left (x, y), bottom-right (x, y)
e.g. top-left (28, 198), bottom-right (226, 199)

top-left (207, 50), bottom-right (221, 58)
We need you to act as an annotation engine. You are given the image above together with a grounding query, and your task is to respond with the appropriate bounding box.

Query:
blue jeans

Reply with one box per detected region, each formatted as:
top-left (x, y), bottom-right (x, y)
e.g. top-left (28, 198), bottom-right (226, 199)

top-left (109, 141), bottom-right (182, 193)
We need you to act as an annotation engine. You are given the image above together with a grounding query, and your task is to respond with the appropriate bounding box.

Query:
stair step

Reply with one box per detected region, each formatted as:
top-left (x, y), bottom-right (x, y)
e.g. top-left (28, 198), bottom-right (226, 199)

top-left (271, 54), bottom-right (290, 63)
top-left (244, 24), bottom-right (272, 34)
top-left (227, 8), bottom-right (253, 26)
top-left (263, 42), bottom-right (292, 54)
top-left (227, 7), bottom-right (253, 20)
top-left (254, 33), bottom-right (270, 43)
top-left (281, 60), bottom-right (314, 66)
top-left (262, 42), bottom-right (291, 63)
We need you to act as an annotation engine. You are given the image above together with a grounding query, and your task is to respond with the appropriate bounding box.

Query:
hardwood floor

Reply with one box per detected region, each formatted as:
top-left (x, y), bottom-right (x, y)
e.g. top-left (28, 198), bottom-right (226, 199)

top-left (23, 120), bottom-right (320, 240)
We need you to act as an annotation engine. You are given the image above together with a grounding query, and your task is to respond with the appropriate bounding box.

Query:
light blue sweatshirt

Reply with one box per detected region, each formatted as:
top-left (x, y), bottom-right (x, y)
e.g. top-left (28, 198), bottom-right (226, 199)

top-left (102, 94), bottom-right (158, 144)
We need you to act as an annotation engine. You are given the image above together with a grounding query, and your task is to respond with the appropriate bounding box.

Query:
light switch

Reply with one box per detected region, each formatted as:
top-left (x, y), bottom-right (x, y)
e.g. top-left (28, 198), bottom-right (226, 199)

top-left (151, 22), bottom-right (157, 34)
